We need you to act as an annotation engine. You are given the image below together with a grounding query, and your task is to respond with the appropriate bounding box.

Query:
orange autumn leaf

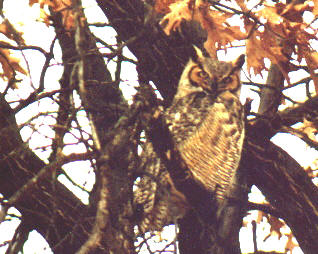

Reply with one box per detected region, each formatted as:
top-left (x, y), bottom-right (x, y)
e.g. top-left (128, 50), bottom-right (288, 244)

top-left (29, 0), bottom-right (38, 5)
top-left (246, 34), bottom-right (267, 76)
top-left (0, 21), bottom-right (24, 44)
top-left (162, 0), bottom-right (245, 57)
top-left (246, 33), bottom-right (288, 79)
top-left (256, 210), bottom-right (265, 223)
top-left (246, 17), bottom-right (293, 81)
top-left (0, 49), bottom-right (27, 81)
top-left (29, 0), bottom-right (71, 11)
top-left (0, 23), bottom-right (11, 38)
top-left (29, 0), bottom-right (74, 30)
top-left (279, 2), bottom-right (312, 22)
top-left (161, 0), bottom-right (195, 35)
top-left (155, 0), bottom-right (178, 13)
top-left (261, 30), bottom-right (292, 81)
top-left (306, 51), bottom-right (318, 69)
top-left (285, 233), bottom-right (298, 253)
top-left (268, 215), bottom-right (284, 239)
top-left (304, 51), bottom-right (318, 94)
top-left (235, 0), bottom-right (248, 12)
top-left (199, 8), bottom-right (245, 57)
top-left (257, 5), bottom-right (282, 24)
top-left (162, 0), bottom-right (315, 80)
top-left (314, 0), bottom-right (318, 16)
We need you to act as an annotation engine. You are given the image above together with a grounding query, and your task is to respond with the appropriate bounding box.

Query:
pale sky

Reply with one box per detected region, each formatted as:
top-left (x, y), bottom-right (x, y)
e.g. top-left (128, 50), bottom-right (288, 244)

top-left (0, 0), bottom-right (317, 253)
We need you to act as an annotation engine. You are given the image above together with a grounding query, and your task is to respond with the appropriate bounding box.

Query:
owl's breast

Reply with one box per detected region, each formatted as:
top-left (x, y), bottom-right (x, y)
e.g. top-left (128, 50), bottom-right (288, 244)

top-left (165, 92), bottom-right (216, 145)
top-left (176, 92), bottom-right (245, 201)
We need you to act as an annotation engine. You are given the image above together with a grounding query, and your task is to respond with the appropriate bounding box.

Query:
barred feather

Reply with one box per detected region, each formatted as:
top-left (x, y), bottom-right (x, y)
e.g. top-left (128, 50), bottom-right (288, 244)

top-left (134, 47), bottom-right (245, 233)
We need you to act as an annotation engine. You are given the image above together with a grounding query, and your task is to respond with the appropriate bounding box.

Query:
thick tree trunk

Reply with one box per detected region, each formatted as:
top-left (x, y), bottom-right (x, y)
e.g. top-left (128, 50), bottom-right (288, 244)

top-left (98, 1), bottom-right (318, 253)
top-left (0, 94), bottom-right (91, 252)
top-left (0, 1), bottom-right (317, 254)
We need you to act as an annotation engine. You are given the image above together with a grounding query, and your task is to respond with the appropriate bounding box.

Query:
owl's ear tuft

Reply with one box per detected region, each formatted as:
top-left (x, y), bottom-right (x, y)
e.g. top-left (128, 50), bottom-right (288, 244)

top-left (191, 45), bottom-right (204, 63)
top-left (233, 54), bottom-right (245, 70)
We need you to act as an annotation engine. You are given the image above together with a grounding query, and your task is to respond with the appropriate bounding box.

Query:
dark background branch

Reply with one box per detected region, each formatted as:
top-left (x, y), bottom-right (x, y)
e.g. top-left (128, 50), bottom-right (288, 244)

top-left (0, 1), bottom-right (317, 254)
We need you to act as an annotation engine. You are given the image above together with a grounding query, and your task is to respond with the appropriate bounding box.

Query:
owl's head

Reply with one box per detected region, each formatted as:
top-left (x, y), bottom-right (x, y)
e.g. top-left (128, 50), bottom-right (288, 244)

top-left (175, 46), bottom-right (245, 100)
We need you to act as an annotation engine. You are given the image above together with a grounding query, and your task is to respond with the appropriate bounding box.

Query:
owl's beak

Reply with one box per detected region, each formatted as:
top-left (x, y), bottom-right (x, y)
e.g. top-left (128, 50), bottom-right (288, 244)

top-left (203, 79), bottom-right (217, 94)
top-left (197, 79), bottom-right (216, 94)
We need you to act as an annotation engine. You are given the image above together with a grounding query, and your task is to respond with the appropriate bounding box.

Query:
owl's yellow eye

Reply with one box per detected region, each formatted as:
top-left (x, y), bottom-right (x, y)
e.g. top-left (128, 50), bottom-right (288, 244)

top-left (189, 66), bottom-right (210, 86)
top-left (198, 70), bottom-right (209, 79)
top-left (222, 76), bottom-right (233, 83)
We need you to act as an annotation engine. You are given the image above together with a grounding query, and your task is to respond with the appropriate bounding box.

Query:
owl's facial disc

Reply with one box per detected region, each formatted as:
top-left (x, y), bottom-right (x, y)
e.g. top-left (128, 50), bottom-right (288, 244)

top-left (188, 64), bottom-right (216, 93)
top-left (217, 55), bottom-right (245, 93)
top-left (218, 73), bottom-right (241, 93)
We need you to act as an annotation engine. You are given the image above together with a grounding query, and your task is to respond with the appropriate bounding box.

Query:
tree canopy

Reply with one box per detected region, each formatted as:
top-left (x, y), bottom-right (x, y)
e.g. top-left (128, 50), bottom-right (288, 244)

top-left (0, 0), bottom-right (317, 253)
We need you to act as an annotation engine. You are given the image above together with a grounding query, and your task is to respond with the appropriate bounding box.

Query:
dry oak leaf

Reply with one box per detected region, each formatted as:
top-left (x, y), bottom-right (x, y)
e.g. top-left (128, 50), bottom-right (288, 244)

top-left (278, 1), bottom-right (312, 23)
top-left (298, 118), bottom-right (318, 142)
top-left (246, 33), bottom-right (268, 76)
top-left (0, 21), bottom-right (24, 44)
top-left (246, 25), bottom-right (293, 81)
top-left (257, 5), bottom-right (283, 24)
top-left (0, 23), bottom-right (16, 40)
top-left (245, 9), bottom-right (292, 79)
top-left (235, 0), bottom-right (248, 12)
top-left (161, 0), bottom-right (245, 57)
top-left (199, 8), bottom-right (246, 57)
top-left (155, 0), bottom-right (178, 13)
top-left (256, 210), bottom-right (266, 224)
top-left (303, 50), bottom-right (318, 94)
top-left (307, 52), bottom-right (318, 69)
top-left (161, 0), bottom-right (195, 35)
top-left (267, 215), bottom-right (284, 239)
top-left (0, 48), bottom-right (27, 81)
top-left (285, 233), bottom-right (298, 253)
top-left (29, 0), bottom-right (74, 30)
top-left (314, 0), bottom-right (318, 16)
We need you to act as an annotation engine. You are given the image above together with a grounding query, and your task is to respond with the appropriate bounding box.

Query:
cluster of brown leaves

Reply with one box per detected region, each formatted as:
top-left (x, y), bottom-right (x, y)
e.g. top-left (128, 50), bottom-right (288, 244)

top-left (0, 0), bottom-right (75, 85)
top-left (305, 165), bottom-right (318, 179)
top-left (155, 0), bottom-right (318, 92)
top-left (250, 210), bottom-right (299, 253)
top-left (29, 0), bottom-right (74, 30)
top-left (297, 118), bottom-right (318, 142)
top-left (159, 0), bottom-right (245, 58)
top-left (0, 48), bottom-right (27, 81)
top-left (0, 22), bottom-right (26, 82)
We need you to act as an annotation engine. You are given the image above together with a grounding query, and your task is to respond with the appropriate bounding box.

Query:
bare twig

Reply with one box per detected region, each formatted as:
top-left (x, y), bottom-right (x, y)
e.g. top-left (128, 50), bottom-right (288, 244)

top-left (247, 202), bottom-right (282, 219)
top-left (207, 0), bottom-right (284, 39)
top-left (252, 220), bottom-right (258, 253)
top-left (280, 126), bottom-right (318, 150)
top-left (0, 41), bottom-right (48, 56)
top-left (3, 152), bottom-right (93, 208)
top-left (13, 37), bottom-right (57, 113)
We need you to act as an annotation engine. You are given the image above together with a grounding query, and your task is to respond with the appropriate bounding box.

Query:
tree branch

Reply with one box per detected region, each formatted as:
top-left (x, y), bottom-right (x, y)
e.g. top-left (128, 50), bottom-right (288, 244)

top-left (243, 124), bottom-right (318, 254)
top-left (99, 1), bottom-right (318, 253)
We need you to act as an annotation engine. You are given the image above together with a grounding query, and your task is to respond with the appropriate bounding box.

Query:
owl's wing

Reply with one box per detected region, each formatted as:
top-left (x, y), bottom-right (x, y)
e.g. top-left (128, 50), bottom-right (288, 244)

top-left (134, 142), bottom-right (187, 233)
top-left (134, 91), bottom-right (244, 232)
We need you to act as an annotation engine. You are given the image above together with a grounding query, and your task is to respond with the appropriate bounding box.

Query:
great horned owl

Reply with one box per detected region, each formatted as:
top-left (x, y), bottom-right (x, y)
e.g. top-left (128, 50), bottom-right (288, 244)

top-left (134, 47), bottom-right (245, 233)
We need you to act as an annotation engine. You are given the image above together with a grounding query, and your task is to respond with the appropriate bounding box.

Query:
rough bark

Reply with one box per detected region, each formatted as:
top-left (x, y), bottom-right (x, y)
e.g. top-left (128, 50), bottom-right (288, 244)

top-left (0, 1), bottom-right (317, 253)
top-left (144, 101), bottom-right (248, 254)
top-left (52, 2), bottom-right (136, 252)
top-left (258, 64), bottom-right (285, 116)
top-left (243, 125), bottom-right (318, 254)
top-left (97, 1), bottom-right (318, 253)
top-left (0, 93), bottom-right (92, 252)
top-left (96, 0), bottom-right (194, 104)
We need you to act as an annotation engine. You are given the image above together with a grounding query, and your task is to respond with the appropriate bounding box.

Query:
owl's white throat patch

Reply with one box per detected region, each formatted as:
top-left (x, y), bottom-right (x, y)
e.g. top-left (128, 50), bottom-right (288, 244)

top-left (174, 112), bottom-right (181, 121)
